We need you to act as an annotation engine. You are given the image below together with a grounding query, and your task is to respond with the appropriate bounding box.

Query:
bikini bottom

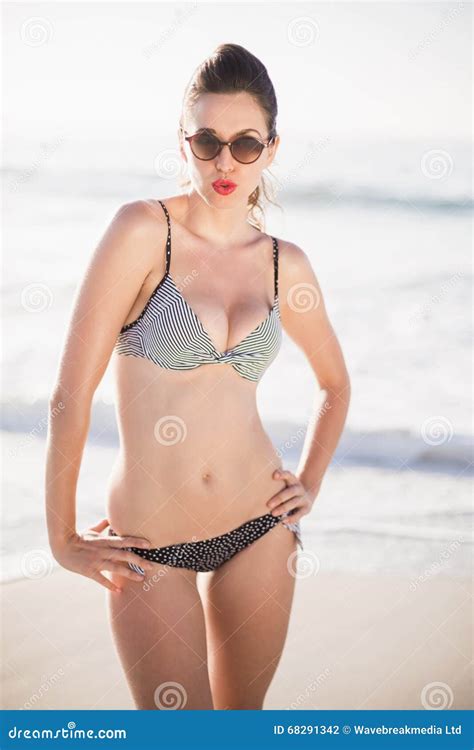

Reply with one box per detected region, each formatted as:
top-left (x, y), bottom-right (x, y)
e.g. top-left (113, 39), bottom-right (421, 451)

top-left (108, 511), bottom-right (304, 574)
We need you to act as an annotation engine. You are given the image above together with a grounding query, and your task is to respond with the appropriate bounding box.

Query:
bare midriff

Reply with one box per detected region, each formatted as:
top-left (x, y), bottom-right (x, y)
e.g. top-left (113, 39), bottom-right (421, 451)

top-left (106, 353), bottom-right (286, 547)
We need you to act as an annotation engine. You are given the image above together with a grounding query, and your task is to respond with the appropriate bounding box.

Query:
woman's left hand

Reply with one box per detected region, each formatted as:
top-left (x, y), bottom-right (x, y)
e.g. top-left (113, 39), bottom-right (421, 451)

top-left (266, 469), bottom-right (318, 524)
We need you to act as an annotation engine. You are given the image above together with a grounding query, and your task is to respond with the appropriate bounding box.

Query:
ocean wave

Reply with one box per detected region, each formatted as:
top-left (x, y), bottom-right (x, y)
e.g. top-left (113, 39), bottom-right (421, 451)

top-left (3, 400), bottom-right (473, 474)
top-left (3, 165), bottom-right (472, 212)
top-left (305, 519), bottom-right (472, 544)
top-left (281, 183), bottom-right (473, 212)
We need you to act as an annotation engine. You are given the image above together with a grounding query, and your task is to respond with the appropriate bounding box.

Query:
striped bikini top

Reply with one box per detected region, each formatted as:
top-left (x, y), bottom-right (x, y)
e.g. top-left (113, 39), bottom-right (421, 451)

top-left (115, 200), bottom-right (282, 382)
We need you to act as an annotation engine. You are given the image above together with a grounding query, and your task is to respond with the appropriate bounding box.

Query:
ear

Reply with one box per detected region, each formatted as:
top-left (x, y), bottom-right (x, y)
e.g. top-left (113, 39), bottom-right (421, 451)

top-left (178, 128), bottom-right (187, 162)
top-left (266, 134), bottom-right (280, 167)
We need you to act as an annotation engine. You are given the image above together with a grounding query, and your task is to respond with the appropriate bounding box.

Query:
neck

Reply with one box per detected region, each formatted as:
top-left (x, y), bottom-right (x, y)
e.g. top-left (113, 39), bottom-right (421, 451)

top-left (179, 191), bottom-right (256, 247)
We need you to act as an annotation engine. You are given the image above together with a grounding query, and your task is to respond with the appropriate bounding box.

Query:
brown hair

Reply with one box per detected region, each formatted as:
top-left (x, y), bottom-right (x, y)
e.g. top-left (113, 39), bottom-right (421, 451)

top-left (178, 43), bottom-right (281, 232)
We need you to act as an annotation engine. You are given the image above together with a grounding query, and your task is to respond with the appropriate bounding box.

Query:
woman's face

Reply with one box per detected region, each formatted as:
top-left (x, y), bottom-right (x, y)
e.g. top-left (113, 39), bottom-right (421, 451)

top-left (179, 92), bottom-right (279, 207)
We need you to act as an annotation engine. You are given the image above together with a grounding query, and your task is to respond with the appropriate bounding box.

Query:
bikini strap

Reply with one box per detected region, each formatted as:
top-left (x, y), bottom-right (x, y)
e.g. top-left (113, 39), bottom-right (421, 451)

top-left (156, 199), bottom-right (172, 275)
top-left (272, 236), bottom-right (279, 300)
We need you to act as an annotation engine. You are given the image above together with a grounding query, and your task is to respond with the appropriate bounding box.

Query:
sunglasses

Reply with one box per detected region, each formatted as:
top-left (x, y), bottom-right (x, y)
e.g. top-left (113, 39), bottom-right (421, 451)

top-left (180, 127), bottom-right (276, 164)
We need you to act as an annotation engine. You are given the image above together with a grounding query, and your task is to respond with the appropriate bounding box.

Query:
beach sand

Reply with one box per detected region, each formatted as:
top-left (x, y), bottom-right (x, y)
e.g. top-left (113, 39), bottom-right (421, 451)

top-left (1, 565), bottom-right (471, 710)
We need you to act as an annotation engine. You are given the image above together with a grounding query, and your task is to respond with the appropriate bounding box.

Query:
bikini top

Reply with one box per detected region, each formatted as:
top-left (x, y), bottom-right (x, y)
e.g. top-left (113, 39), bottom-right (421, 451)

top-left (114, 199), bottom-right (282, 382)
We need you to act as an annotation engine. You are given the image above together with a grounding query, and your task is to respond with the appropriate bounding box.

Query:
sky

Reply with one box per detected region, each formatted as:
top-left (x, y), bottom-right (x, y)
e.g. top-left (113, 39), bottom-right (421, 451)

top-left (3, 0), bottom-right (471, 166)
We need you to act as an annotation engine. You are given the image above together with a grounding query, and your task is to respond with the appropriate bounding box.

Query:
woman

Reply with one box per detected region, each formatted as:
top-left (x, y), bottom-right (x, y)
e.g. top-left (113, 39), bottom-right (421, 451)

top-left (46, 43), bottom-right (350, 710)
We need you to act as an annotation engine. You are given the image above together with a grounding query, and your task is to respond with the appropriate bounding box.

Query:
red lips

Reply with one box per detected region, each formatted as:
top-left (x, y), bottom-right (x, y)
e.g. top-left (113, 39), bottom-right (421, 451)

top-left (212, 179), bottom-right (237, 195)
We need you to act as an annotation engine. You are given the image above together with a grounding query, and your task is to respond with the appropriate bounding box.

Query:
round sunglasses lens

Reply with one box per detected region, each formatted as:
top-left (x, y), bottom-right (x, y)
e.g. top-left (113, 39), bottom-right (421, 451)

top-left (191, 133), bottom-right (219, 159)
top-left (232, 137), bottom-right (264, 163)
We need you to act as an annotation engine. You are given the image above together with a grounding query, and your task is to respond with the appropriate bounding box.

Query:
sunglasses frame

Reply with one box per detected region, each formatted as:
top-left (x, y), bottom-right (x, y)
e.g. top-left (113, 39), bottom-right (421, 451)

top-left (179, 126), bottom-right (276, 164)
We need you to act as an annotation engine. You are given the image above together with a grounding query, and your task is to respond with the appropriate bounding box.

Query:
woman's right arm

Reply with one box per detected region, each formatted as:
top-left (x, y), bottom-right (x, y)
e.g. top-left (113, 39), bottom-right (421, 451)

top-left (45, 200), bottom-right (161, 589)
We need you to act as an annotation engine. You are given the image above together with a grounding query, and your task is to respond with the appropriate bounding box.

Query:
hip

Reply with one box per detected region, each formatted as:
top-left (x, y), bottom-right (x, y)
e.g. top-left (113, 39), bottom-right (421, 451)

top-left (106, 442), bottom-right (285, 548)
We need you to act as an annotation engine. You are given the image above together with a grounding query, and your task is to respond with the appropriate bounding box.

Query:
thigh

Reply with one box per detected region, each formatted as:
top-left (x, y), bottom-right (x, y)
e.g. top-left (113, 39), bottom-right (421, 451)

top-left (199, 521), bottom-right (298, 710)
top-left (107, 566), bottom-right (214, 709)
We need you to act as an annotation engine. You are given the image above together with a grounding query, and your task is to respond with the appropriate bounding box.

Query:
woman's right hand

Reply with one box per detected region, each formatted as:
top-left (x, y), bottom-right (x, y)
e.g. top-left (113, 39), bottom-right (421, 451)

top-left (51, 518), bottom-right (156, 592)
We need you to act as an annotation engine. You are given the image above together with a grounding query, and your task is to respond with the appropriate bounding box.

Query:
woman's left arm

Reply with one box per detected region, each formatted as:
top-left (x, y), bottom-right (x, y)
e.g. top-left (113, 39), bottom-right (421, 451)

top-left (267, 240), bottom-right (351, 524)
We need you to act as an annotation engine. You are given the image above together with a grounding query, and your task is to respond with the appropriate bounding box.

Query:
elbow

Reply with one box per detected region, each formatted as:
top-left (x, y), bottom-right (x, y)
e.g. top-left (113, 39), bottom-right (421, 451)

top-left (47, 388), bottom-right (92, 436)
top-left (49, 388), bottom-right (62, 404)
top-left (322, 376), bottom-right (351, 404)
top-left (48, 387), bottom-right (92, 416)
top-left (48, 393), bottom-right (68, 419)
top-left (48, 388), bottom-right (69, 411)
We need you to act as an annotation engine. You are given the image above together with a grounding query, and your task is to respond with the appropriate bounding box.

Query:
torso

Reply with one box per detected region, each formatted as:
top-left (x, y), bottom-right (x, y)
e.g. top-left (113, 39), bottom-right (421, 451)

top-left (106, 195), bottom-right (288, 545)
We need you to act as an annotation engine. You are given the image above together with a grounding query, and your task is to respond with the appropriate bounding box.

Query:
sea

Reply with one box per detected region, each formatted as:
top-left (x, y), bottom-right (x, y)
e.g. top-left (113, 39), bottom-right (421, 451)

top-left (2, 134), bottom-right (472, 583)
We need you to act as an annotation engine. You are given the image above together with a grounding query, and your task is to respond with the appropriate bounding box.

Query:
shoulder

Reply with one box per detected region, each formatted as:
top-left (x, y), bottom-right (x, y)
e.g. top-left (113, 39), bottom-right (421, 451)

top-left (275, 238), bottom-right (315, 280)
top-left (111, 198), bottom-right (168, 236)
top-left (274, 237), bottom-right (325, 314)
top-left (103, 198), bottom-right (170, 268)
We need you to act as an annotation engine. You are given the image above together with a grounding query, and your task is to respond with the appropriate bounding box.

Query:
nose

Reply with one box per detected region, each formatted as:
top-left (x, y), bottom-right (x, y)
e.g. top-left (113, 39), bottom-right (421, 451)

top-left (215, 143), bottom-right (234, 173)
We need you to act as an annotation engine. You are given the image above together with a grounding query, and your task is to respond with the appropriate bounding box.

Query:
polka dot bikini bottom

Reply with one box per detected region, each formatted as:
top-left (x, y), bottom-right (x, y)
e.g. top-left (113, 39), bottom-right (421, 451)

top-left (108, 511), bottom-right (303, 574)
